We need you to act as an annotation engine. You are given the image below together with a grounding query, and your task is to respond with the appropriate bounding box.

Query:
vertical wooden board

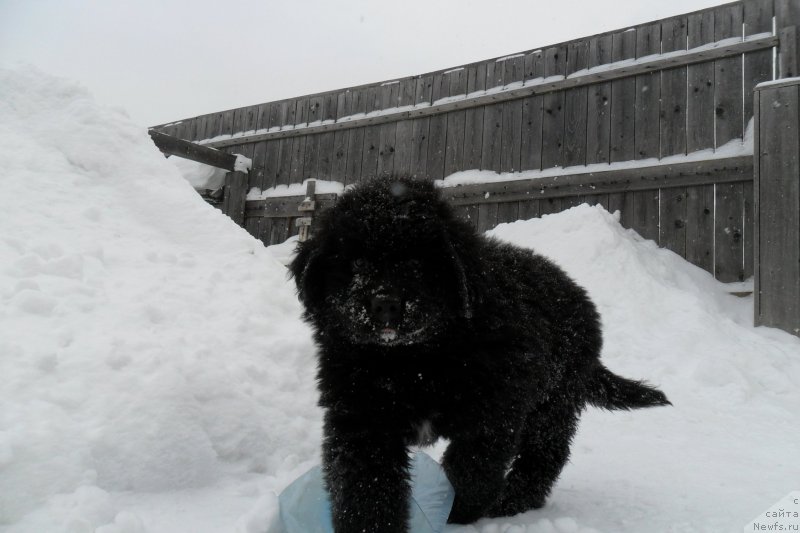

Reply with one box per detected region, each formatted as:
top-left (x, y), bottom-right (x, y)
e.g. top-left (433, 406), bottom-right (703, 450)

top-left (331, 91), bottom-right (350, 183)
top-left (394, 79), bottom-right (417, 176)
top-left (257, 218), bottom-right (273, 246)
top-left (561, 196), bottom-right (583, 210)
top-left (715, 182), bottom-right (746, 281)
top-left (539, 197), bottom-right (562, 216)
top-left (607, 192), bottom-right (626, 219)
top-left (743, 0), bottom-right (774, 129)
top-left (411, 75), bottom-right (433, 178)
top-left (477, 203), bottom-right (499, 233)
top-left (685, 184), bottom-right (715, 273)
top-left (542, 45), bottom-right (567, 169)
top-left (251, 141), bottom-right (269, 191)
top-left (687, 11), bottom-right (715, 153)
top-left (444, 69), bottom-right (468, 177)
top-left (427, 73), bottom-right (448, 180)
top-left (631, 25), bottom-right (661, 244)
top-left (563, 40), bottom-right (588, 168)
top-left (496, 201), bottom-right (520, 224)
top-left (249, 104), bottom-right (271, 190)
top-left (464, 64), bottom-right (487, 170)
top-left (521, 51), bottom-right (544, 170)
top-left (270, 218), bottom-right (289, 246)
top-left (260, 103), bottom-right (282, 190)
top-left (757, 84), bottom-right (800, 329)
top-left (776, 0), bottom-right (800, 78)
top-left (586, 34), bottom-right (612, 165)
top-left (635, 23), bottom-right (661, 160)
top-left (481, 62), bottom-right (504, 171)
top-left (660, 17), bottom-right (688, 157)
top-left (289, 99), bottom-right (308, 185)
top-left (317, 93), bottom-right (338, 181)
top-left (610, 29), bottom-right (636, 162)
top-left (463, 64), bottom-right (487, 170)
top-left (345, 89), bottom-right (367, 185)
top-left (377, 82), bottom-right (399, 177)
top-left (360, 87), bottom-right (382, 181)
top-left (244, 216), bottom-right (261, 239)
top-left (715, 4), bottom-right (745, 147)
top-left (303, 98), bottom-right (322, 182)
top-left (276, 102), bottom-right (294, 188)
top-left (743, 180), bottom-right (754, 279)
top-left (500, 56), bottom-right (524, 173)
top-left (518, 198), bottom-right (540, 220)
top-left (220, 110), bottom-right (235, 139)
top-left (659, 187), bottom-right (688, 258)
top-left (244, 105), bottom-right (259, 134)
top-left (582, 193), bottom-right (610, 211)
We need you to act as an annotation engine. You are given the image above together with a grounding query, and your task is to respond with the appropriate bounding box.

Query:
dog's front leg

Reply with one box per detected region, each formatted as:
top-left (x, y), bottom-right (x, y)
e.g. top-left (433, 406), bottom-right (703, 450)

top-left (322, 417), bottom-right (411, 533)
top-left (443, 423), bottom-right (522, 524)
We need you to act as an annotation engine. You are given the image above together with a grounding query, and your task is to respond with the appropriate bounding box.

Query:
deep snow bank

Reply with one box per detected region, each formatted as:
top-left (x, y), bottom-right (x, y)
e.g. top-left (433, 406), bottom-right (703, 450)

top-left (1, 66), bottom-right (798, 533)
top-left (0, 67), bottom-right (320, 529)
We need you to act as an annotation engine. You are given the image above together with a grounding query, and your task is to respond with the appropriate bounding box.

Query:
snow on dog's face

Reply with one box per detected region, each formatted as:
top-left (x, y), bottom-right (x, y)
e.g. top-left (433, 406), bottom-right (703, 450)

top-left (290, 178), bottom-right (472, 347)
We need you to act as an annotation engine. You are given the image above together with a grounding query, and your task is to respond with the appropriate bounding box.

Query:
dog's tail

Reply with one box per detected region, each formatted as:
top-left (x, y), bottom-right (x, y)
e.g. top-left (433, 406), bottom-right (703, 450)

top-left (585, 364), bottom-right (671, 410)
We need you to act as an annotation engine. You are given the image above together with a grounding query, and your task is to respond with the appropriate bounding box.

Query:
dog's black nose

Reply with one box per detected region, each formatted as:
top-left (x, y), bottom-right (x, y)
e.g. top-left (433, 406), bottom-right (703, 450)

top-left (370, 295), bottom-right (402, 325)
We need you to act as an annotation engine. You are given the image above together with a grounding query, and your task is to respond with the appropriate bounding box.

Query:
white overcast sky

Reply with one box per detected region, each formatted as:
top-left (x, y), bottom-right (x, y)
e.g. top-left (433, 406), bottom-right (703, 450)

top-left (1, 0), bottom-right (730, 127)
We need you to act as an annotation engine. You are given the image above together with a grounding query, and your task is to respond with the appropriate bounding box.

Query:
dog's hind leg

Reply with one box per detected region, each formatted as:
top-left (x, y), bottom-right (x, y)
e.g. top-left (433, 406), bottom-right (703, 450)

top-left (487, 399), bottom-right (580, 517)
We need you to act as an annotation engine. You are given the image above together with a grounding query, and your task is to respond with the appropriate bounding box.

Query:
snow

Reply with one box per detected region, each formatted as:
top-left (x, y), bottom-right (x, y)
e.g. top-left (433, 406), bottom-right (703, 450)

top-left (169, 157), bottom-right (228, 191)
top-left (246, 180), bottom-right (346, 201)
top-left (2, 66), bottom-right (799, 533)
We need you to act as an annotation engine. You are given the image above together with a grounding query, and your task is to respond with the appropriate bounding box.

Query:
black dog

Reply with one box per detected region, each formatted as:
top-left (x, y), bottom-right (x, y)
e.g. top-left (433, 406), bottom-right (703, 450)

top-left (289, 177), bottom-right (669, 533)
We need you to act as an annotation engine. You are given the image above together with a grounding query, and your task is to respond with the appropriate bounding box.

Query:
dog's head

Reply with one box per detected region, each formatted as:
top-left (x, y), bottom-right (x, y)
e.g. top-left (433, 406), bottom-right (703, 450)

top-left (289, 177), bottom-right (475, 347)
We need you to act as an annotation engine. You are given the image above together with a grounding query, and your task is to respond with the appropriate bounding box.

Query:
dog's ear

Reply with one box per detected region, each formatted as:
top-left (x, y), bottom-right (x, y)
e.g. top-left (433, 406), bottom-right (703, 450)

top-left (289, 238), bottom-right (324, 309)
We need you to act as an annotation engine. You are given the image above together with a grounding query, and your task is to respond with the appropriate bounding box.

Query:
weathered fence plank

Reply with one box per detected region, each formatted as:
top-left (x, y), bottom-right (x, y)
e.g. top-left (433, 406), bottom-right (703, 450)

top-left (445, 69), bottom-right (468, 177)
top-left (481, 63), bottom-right (504, 172)
top-left (411, 76), bottom-right (433, 178)
top-left (586, 34), bottom-right (612, 165)
top-left (755, 81), bottom-right (800, 336)
top-left (464, 64), bottom-right (487, 171)
top-left (633, 23), bottom-right (662, 243)
top-left (542, 45), bottom-right (567, 169)
top-left (501, 56), bottom-right (524, 172)
top-left (520, 52), bottom-right (544, 170)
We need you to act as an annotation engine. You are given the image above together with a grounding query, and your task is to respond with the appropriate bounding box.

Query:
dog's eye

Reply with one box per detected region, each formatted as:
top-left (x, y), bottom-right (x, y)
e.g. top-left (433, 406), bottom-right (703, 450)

top-left (353, 258), bottom-right (366, 269)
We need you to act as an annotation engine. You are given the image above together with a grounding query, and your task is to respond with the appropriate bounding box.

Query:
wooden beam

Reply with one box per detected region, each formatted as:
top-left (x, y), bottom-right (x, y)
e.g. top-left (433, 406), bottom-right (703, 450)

top-left (148, 129), bottom-right (238, 171)
top-left (441, 156), bottom-right (753, 204)
top-left (202, 35), bottom-right (777, 148)
top-left (244, 156), bottom-right (752, 217)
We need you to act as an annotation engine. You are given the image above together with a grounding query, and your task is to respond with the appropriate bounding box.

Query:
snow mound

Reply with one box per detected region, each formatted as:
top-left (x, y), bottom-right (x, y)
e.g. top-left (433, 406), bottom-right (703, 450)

top-left (0, 67), bottom-right (320, 528)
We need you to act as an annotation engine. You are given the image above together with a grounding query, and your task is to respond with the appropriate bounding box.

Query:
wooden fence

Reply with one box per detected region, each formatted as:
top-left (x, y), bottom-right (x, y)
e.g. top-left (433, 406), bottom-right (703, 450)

top-left (152, 0), bottom-right (798, 287)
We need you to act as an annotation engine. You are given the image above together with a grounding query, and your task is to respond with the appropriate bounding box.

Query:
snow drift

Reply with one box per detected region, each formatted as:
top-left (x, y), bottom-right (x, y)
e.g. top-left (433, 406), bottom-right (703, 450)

top-left (1, 66), bottom-right (798, 533)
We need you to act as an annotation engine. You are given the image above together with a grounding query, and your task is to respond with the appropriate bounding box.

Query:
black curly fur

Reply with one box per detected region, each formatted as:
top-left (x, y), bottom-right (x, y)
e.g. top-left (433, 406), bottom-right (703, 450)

top-left (289, 177), bottom-right (670, 533)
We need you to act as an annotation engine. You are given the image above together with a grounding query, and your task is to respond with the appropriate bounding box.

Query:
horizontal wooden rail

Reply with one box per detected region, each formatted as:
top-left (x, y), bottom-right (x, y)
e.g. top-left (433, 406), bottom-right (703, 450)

top-left (442, 156), bottom-right (753, 205)
top-left (204, 35), bottom-right (777, 148)
top-left (246, 193), bottom-right (339, 218)
top-left (243, 156), bottom-right (752, 217)
top-left (149, 129), bottom-right (239, 171)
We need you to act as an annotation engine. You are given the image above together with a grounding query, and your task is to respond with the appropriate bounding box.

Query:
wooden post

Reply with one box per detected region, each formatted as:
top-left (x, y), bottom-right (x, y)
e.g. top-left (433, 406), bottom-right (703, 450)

top-left (222, 171), bottom-right (248, 226)
top-left (296, 180), bottom-right (317, 242)
top-left (753, 79), bottom-right (800, 337)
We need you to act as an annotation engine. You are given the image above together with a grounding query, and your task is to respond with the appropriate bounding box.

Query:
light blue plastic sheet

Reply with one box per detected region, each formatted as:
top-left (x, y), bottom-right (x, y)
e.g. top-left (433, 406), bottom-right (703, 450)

top-left (272, 452), bottom-right (454, 533)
